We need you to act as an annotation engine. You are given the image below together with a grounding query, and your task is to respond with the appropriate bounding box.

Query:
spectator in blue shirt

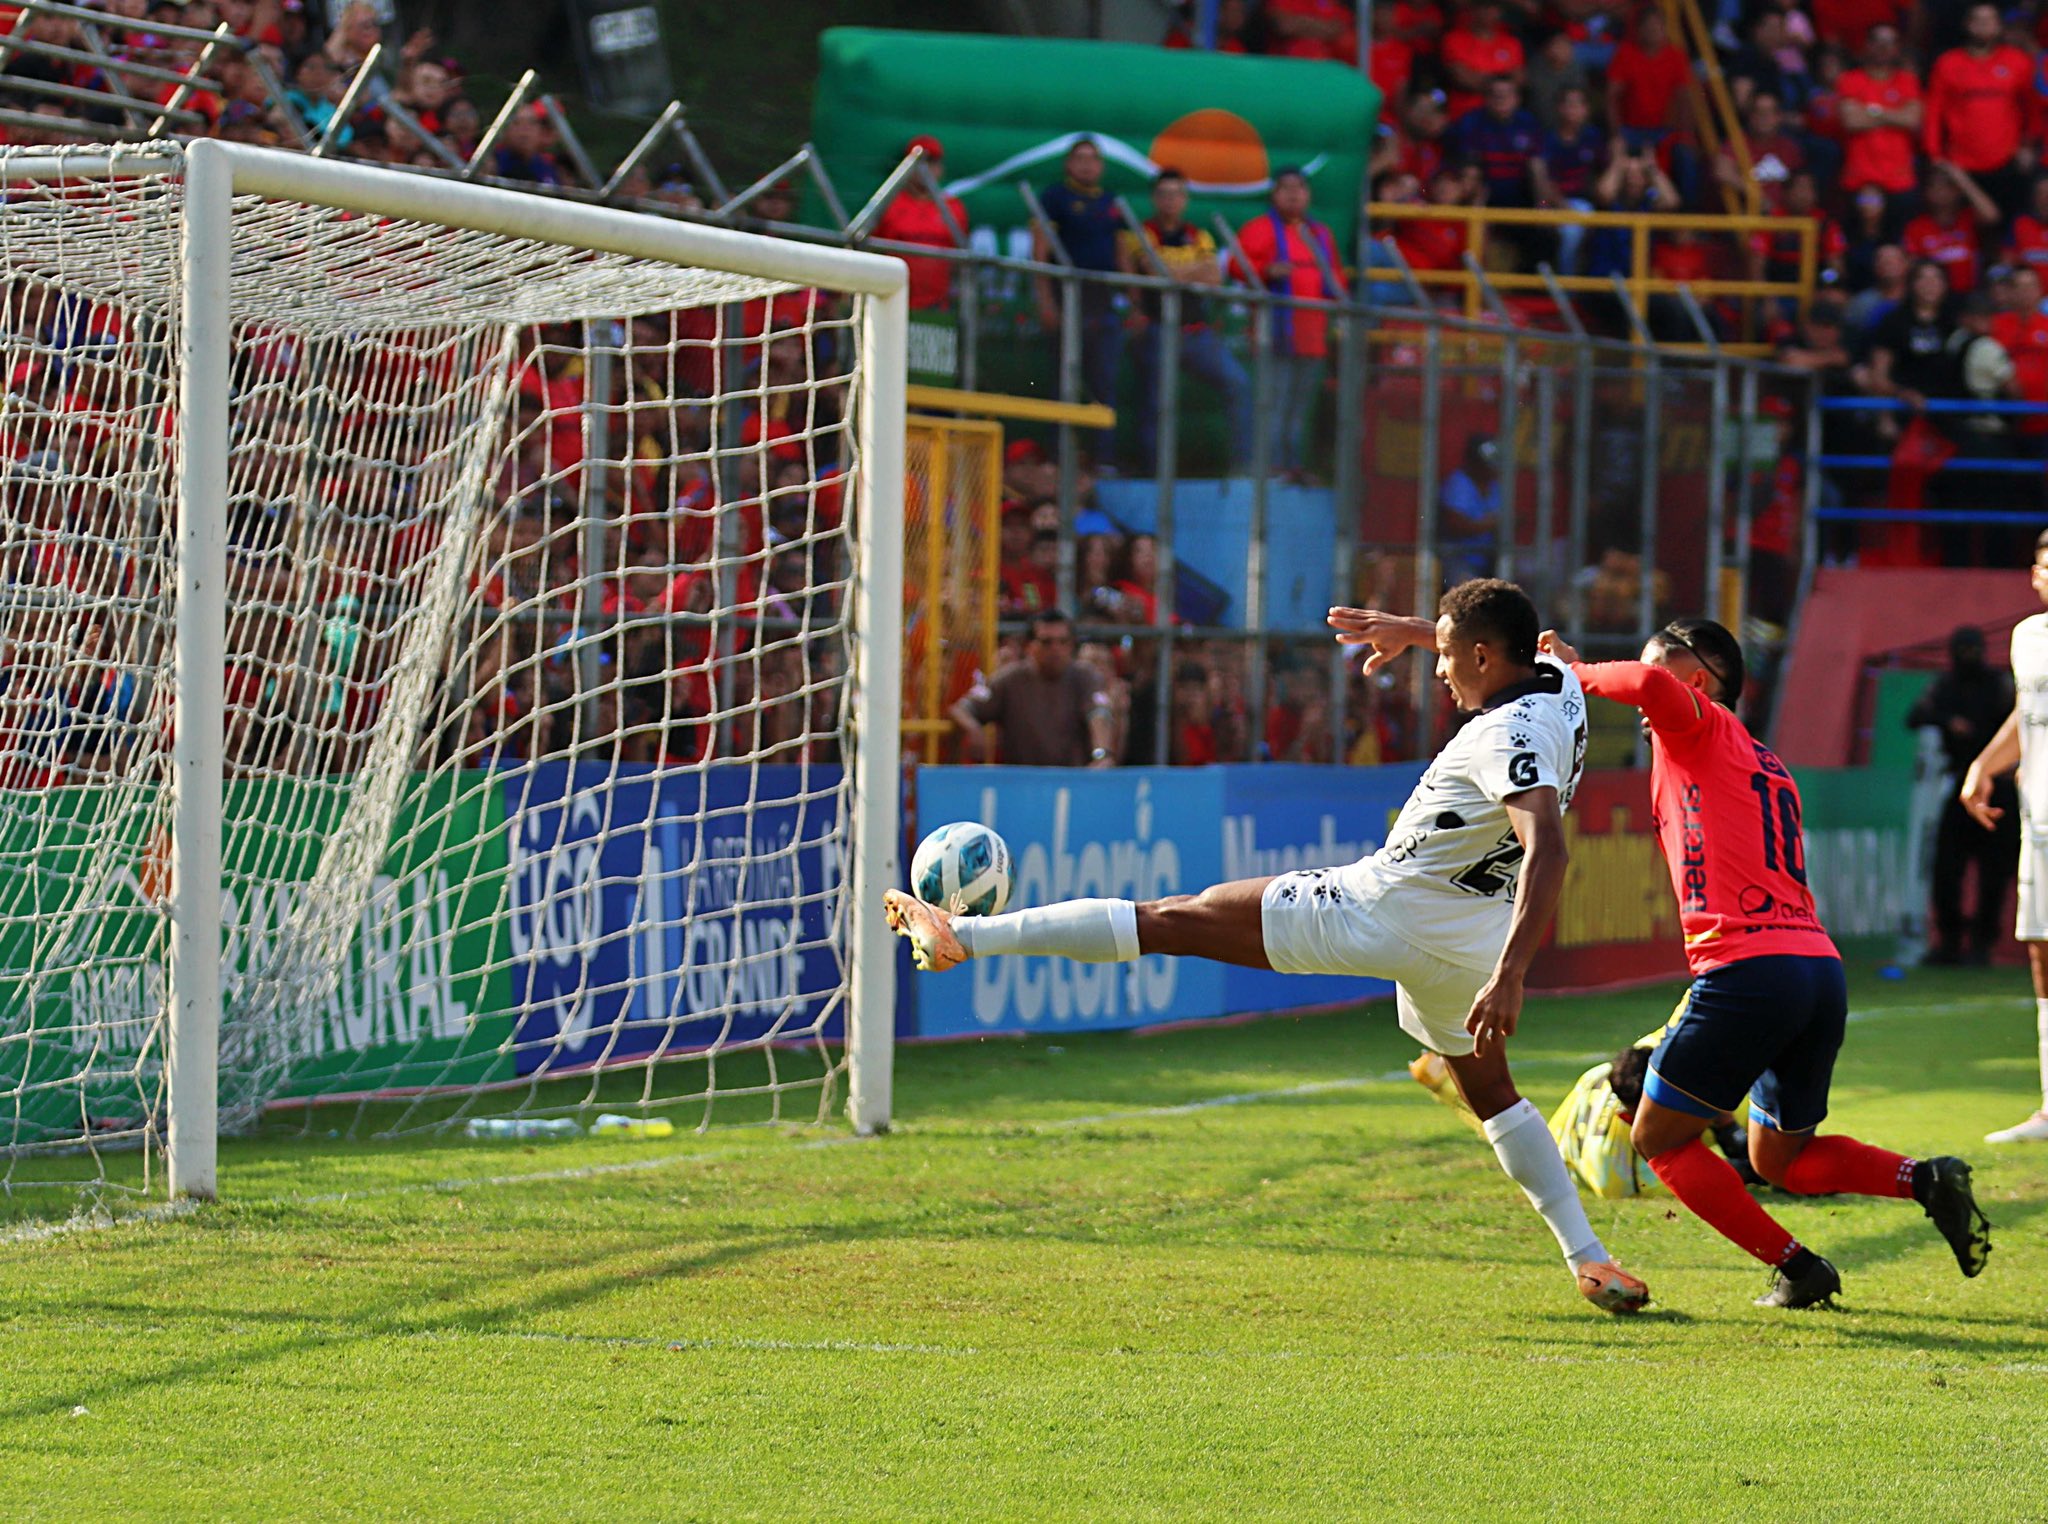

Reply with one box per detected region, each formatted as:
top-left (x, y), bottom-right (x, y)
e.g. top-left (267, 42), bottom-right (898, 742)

top-left (1440, 433), bottom-right (1501, 585)
top-left (1034, 137), bottom-right (1126, 466)
top-left (1532, 85), bottom-right (1608, 274)
top-left (1448, 76), bottom-right (1543, 209)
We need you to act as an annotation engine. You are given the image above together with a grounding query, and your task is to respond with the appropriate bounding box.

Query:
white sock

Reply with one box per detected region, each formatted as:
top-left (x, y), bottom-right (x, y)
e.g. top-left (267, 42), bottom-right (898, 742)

top-left (1482, 1098), bottom-right (1606, 1272)
top-left (954, 899), bottom-right (1140, 962)
top-left (2035, 998), bottom-right (2048, 1113)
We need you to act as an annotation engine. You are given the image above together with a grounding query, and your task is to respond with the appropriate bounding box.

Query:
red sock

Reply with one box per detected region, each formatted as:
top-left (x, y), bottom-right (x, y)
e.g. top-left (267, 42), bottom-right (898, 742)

top-left (1649, 1137), bottom-right (1800, 1266)
top-left (1780, 1135), bottom-right (1916, 1199)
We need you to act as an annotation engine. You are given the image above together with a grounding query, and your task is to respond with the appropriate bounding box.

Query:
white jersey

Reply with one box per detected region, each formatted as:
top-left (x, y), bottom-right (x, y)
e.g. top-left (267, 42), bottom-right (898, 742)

top-left (1352, 658), bottom-right (1588, 970)
top-left (2013, 612), bottom-right (2048, 835)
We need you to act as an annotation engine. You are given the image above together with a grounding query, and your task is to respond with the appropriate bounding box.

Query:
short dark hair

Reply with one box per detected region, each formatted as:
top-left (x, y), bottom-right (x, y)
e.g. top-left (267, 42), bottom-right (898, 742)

top-left (1030, 608), bottom-right (1073, 638)
top-left (1272, 166), bottom-right (1308, 188)
top-left (1153, 167), bottom-right (1187, 188)
top-left (1067, 136), bottom-right (1100, 157)
top-left (1649, 617), bottom-right (1747, 707)
top-left (1438, 578), bottom-right (1539, 666)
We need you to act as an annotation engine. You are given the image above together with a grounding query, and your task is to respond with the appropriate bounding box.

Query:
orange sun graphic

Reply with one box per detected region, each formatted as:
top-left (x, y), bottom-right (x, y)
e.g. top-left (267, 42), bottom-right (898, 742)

top-left (1147, 109), bottom-right (1269, 187)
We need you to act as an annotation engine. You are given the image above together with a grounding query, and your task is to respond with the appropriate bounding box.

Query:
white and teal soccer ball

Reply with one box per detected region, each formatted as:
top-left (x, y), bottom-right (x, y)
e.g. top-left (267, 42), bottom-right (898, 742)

top-left (910, 821), bottom-right (1013, 917)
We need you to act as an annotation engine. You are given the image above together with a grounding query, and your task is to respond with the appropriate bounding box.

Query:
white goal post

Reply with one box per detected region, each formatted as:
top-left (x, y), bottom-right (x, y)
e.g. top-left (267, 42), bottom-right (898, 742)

top-left (0, 141), bottom-right (907, 1201)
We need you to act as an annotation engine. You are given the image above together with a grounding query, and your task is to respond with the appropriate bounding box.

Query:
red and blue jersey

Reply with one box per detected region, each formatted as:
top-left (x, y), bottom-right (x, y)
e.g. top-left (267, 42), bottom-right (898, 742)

top-left (1449, 106), bottom-right (1543, 206)
top-left (1574, 661), bottom-right (1839, 973)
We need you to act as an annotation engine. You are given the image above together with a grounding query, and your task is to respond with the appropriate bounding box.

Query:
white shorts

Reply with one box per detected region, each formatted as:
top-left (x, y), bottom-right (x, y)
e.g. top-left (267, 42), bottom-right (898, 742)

top-left (2020, 831), bottom-right (2048, 942)
top-left (1261, 869), bottom-right (1488, 1056)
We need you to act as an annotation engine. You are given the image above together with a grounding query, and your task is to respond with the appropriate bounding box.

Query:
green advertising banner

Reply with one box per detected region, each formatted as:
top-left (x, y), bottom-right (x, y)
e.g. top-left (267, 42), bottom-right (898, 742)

top-left (0, 774), bottom-right (515, 1143)
top-left (811, 28), bottom-right (1380, 253)
top-left (1795, 766), bottom-right (1916, 946)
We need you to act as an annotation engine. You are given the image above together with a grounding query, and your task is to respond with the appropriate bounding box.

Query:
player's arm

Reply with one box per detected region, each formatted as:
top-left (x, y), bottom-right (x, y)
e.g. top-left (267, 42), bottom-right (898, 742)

top-left (1327, 607), bottom-right (1438, 673)
top-left (1468, 784), bottom-right (1567, 1057)
top-left (1960, 708), bottom-right (2021, 829)
top-left (1538, 632), bottom-right (1707, 739)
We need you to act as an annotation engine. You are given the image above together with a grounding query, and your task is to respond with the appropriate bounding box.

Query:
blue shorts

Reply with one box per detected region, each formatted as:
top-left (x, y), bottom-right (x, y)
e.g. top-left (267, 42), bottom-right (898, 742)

top-left (1643, 954), bottom-right (1847, 1133)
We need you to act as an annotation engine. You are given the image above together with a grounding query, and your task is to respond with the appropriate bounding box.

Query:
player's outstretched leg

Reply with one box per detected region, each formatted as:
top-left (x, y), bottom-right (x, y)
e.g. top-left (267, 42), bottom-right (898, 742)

top-left (1444, 1046), bottom-right (1650, 1315)
top-left (1750, 1129), bottom-right (1991, 1279)
top-left (884, 878), bottom-right (1278, 974)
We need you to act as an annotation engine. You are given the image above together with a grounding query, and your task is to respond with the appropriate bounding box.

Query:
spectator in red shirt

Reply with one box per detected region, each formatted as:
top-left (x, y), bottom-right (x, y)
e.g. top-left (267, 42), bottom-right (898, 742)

top-left (1378, 166), bottom-right (1471, 281)
top-left (2007, 175), bottom-right (2048, 273)
top-left (1440, 1), bottom-right (1525, 123)
top-left (998, 514), bottom-right (1057, 616)
top-left (1368, 35), bottom-right (1417, 117)
top-left (1838, 23), bottom-right (1923, 229)
top-left (1391, 89), bottom-right (1450, 189)
top-left (1265, 0), bottom-right (1357, 64)
top-left (1171, 660), bottom-right (1218, 766)
top-left (1812, 0), bottom-right (1909, 51)
top-left (1902, 160), bottom-right (2001, 296)
top-left (871, 134), bottom-right (968, 311)
top-left (1925, 1), bottom-right (2039, 218)
top-left (1606, 9), bottom-right (1690, 142)
top-left (1387, 0), bottom-right (1446, 61)
top-left (1715, 91), bottom-right (1806, 214)
top-left (1234, 169), bottom-right (1342, 478)
top-left (1991, 263), bottom-right (2048, 441)
top-left (1748, 171), bottom-right (1848, 292)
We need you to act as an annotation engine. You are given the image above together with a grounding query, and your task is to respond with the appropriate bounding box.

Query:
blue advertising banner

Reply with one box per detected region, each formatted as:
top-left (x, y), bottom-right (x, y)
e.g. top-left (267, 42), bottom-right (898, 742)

top-left (1217, 764), bottom-right (1422, 1015)
top-left (503, 763), bottom-right (846, 1074)
top-left (913, 763), bottom-right (1424, 1037)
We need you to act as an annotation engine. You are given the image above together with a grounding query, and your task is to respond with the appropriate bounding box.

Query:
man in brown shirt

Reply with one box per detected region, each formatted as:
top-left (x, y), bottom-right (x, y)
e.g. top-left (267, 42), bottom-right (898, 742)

top-left (951, 610), bottom-right (1115, 767)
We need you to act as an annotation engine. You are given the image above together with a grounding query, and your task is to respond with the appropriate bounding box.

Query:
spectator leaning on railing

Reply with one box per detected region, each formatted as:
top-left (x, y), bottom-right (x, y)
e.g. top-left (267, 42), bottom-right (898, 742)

top-left (1116, 168), bottom-right (1253, 473)
top-left (1233, 168), bottom-right (1341, 482)
top-left (871, 134), bottom-right (969, 312)
top-left (1033, 137), bottom-right (1124, 469)
top-left (951, 609), bottom-right (1116, 768)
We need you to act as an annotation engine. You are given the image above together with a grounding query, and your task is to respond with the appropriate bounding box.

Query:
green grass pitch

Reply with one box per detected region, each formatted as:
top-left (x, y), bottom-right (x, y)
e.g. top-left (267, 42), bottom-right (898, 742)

top-left (4, 962), bottom-right (2048, 1521)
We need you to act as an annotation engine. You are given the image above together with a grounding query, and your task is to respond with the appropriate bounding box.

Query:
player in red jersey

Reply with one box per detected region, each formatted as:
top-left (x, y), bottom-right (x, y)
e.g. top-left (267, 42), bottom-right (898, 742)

top-left (1541, 620), bottom-right (1991, 1308)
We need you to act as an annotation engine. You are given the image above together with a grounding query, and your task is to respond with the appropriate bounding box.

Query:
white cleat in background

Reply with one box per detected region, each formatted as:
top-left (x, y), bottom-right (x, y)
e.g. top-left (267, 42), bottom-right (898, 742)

top-left (1985, 1110), bottom-right (2048, 1143)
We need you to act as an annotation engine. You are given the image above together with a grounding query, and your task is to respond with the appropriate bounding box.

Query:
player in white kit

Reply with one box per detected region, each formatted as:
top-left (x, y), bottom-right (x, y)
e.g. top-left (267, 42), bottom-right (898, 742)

top-left (1961, 530), bottom-right (2048, 1142)
top-left (886, 580), bottom-right (1650, 1313)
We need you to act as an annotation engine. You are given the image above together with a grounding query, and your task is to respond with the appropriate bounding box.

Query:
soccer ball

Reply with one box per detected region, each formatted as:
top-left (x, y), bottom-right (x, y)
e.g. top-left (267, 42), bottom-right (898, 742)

top-left (910, 821), bottom-right (1013, 917)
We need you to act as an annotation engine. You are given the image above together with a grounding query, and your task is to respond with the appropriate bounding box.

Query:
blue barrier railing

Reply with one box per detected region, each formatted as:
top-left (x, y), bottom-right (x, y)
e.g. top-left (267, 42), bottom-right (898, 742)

top-left (1818, 455), bottom-right (2044, 473)
top-left (1814, 395), bottom-right (2045, 525)
top-left (1820, 396), bottom-right (2048, 413)
top-left (1813, 507), bottom-right (2046, 524)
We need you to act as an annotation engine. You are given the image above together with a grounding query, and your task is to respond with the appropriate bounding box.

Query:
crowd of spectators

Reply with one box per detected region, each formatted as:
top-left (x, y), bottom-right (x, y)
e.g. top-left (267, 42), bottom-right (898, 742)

top-left (1350, 0), bottom-right (2048, 563)
top-left (20, 0), bottom-right (2023, 772)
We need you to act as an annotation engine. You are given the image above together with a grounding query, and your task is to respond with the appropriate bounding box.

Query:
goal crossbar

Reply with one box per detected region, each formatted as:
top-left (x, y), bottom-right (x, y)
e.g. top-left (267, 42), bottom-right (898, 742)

top-left (3, 140), bottom-right (908, 1198)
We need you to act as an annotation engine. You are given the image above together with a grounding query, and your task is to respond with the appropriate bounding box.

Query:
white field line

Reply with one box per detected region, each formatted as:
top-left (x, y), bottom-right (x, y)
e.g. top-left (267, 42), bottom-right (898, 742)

top-left (428, 1326), bottom-right (2048, 1372)
top-left (1, 997), bottom-right (2001, 1240)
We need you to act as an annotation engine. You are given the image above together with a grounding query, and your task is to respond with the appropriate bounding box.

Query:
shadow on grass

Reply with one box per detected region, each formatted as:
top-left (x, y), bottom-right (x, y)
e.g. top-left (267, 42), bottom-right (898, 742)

top-left (0, 1222), bottom-right (818, 1423)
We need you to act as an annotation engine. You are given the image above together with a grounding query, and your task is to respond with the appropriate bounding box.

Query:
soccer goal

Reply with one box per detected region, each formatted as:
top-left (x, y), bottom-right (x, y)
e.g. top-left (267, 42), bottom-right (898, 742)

top-left (0, 141), bottom-right (907, 1202)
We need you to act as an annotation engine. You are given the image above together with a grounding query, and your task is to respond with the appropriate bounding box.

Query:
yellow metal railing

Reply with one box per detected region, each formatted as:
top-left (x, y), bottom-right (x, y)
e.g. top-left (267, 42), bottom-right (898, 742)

top-left (1663, 0), bottom-right (1757, 217)
top-left (901, 414), bottom-right (1002, 763)
top-left (1368, 202), bottom-right (1815, 346)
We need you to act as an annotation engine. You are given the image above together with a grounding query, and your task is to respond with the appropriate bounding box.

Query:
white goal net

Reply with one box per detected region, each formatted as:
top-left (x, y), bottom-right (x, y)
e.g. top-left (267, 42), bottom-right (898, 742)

top-left (0, 143), bottom-right (903, 1202)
